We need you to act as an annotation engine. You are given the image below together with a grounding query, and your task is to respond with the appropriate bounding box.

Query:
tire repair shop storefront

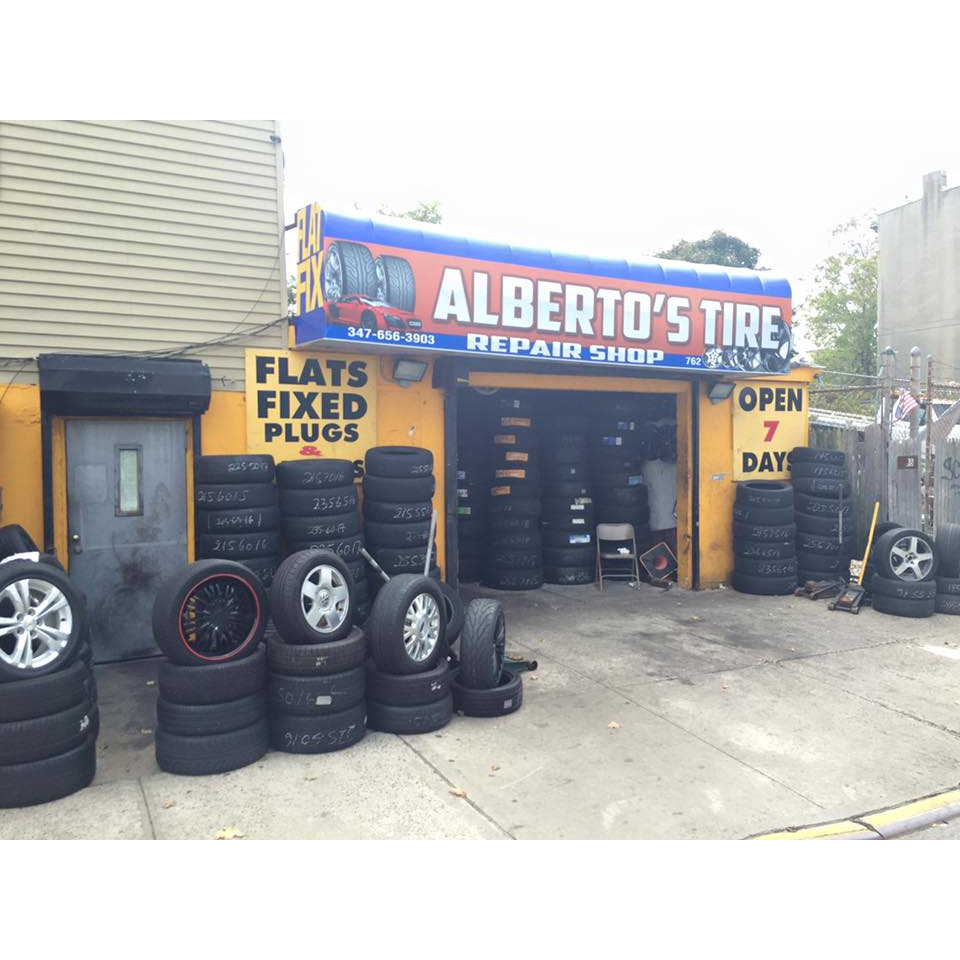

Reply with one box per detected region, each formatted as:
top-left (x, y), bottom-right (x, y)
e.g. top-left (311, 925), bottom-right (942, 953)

top-left (3, 205), bottom-right (811, 663)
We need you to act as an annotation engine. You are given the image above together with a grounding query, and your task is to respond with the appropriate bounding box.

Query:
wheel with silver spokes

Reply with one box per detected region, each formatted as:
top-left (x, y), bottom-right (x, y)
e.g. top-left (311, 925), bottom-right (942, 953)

top-left (271, 550), bottom-right (355, 645)
top-left (874, 528), bottom-right (938, 583)
top-left (369, 574), bottom-right (447, 675)
top-left (0, 561), bottom-right (84, 680)
top-left (323, 244), bottom-right (344, 302)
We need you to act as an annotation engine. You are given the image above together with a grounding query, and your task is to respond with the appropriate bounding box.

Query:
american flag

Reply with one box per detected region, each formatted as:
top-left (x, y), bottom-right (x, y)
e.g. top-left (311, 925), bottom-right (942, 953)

top-left (893, 390), bottom-right (920, 422)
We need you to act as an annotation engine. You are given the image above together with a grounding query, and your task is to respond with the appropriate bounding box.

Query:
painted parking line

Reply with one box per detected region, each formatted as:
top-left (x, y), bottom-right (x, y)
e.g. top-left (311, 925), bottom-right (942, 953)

top-left (748, 787), bottom-right (960, 840)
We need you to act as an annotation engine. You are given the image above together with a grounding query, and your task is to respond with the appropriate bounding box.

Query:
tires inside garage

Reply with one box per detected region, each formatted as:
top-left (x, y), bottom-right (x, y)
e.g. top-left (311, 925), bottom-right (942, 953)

top-left (455, 387), bottom-right (678, 589)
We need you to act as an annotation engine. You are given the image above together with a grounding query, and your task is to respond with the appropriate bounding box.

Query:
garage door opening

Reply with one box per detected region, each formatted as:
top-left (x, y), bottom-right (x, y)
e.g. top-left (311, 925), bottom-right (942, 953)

top-left (455, 385), bottom-right (680, 591)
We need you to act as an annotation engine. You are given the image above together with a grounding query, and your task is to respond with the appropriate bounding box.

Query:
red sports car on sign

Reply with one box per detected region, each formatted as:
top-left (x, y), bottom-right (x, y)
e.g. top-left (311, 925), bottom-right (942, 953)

top-left (327, 297), bottom-right (422, 331)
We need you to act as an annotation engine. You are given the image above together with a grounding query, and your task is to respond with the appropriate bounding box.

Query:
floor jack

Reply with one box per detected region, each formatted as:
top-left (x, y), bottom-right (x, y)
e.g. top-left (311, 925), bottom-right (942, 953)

top-left (829, 501), bottom-right (880, 615)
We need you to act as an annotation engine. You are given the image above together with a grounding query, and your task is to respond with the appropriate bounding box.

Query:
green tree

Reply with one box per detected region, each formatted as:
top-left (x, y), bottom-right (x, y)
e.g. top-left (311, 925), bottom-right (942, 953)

top-left (800, 217), bottom-right (878, 414)
top-left (287, 274), bottom-right (296, 316)
top-left (656, 230), bottom-right (760, 269)
top-left (377, 200), bottom-right (443, 224)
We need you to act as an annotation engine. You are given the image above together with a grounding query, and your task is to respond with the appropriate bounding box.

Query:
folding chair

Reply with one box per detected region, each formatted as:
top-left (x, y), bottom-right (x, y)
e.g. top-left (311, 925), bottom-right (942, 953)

top-left (596, 523), bottom-right (641, 589)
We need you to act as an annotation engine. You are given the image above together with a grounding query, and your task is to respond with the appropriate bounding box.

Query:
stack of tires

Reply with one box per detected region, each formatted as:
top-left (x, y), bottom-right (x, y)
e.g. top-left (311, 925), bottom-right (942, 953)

top-left (451, 598), bottom-right (523, 718)
top-left (790, 447), bottom-right (856, 585)
top-left (732, 481), bottom-right (797, 595)
top-left (152, 560), bottom-right (270, 775)
top-left (366, 574), bottom-right (455, 734)
top-left (540, 414), bottom-right (595, 585)
top-left (266, 550), bottom-right (368, 754)
top-left (195, 455), bottom-right (281, 589)
top-left (363, 447), bottom-right (438, 595)
top-left (590, 415), bottom-right (652, 544)
top-left (456, 398), bottom-right (490, 582)
top-left (276, 459), bottom-right (369, 621)
top-left (935, 523), bottom-right (960, 616)
top-left (870, 526), bottom-right (937, 618)
top-left (0, 554), bottom-right (98, 808)
top-left (485, 397), bottom-right (544, 590)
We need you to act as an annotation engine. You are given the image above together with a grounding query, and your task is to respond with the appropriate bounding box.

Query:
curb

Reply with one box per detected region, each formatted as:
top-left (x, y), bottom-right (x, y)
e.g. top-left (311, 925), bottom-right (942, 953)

top-left (748, 787), bottom-right (960, 840)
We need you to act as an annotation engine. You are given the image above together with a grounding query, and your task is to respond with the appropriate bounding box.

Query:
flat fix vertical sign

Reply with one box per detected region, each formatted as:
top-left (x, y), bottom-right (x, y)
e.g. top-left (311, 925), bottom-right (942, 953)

top-left (245, 349), bottom-right (377, 470)
top-left (732, 383), bottom-right (807, 480)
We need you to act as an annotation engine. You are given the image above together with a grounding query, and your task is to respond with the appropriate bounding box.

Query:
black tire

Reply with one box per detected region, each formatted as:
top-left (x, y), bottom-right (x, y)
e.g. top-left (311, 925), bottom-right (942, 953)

top-left (489, 481), bottom-right (540, 499)
top-left (797, 568), bottom-right (848, 585)
top-left (796, 532), bottom-right (857, 556)
top-left (733, 556), bottom-right (798, 577)
top-left (541, 480), bottom-right (591, 499)
top-left (796, 552), bottom-right (850, 574)
top-left (240, 556), bottom-right (280, 589)
top-left (281, 512), bottom-right (361, 541)
top-left (156, 691), bottom-right (267, 737)
top-left (325, 240), bottom-right (377, 298)
top-left (0, 523), bottom-right (39, 559)
top-left (794, 493), bottom-right (853, 518)
top-left (366, 660), bottom-right (451, 706)
top-left (596, 486), bottom-right (649, 507)
top-left (345, 559), bottom-right (367, 585)
top-left (789, 447), bottom-right (846, 467)
top-left (0, 660), bottom-right (90, 722)
top-left (438, 582), bottom-right (465, 645)
top-left (935, 576), bottom-right (960, 596)
top-left (363, 500), bottom-right (433, 523)
top-left (493, 466), bottom-right (541, 484)
top-left (732, 521), bottom-right (797, 542)
top-left (733, 539), bottom-right (796, 560)
top-left (872, 592), bottom-right (935, 618)
top-left (276, 459), bottom-right (355, 489)
top-left (458, 555), bottom-right (482, 582)
top-left (374, 255), bottom-right (416, 311)
top-left (488, 497), bottom-right (541, 518)
top-left (489, 515), bottom-right (539, 532)
top-left (364, 520), bottom-right (431, 547)
top-left (541, 497), bottom-right (593, 516)
top-left (196, 455), bottom-right (275, 484)
top-left (732, 572), bottom-right (796, 595)
top-left (269, 701), bottom-right (366, 753)
top-left (367, 693), bottom-right (453, 734)
top-left (155, 717), bottom-right (269, 775)
top-left (935, 522), bottom-right (960, 579)
top-left (198, 531), bottom-right (282, 559)
top-left (542, 546), bottom-right (595, 566)
top-left (544, 566), bottom-right (595, 585)
top-left (363, 474), bottom-right (435, 503)
top-left (873, 528), bottom-right (938, 583)
top-left (542, 446), bottom-right (587, 465)
top-left (488, 531), bottom-right (542, 551)
top-left (286, 536), bottom-right (365, 562)
top-left (0, 735), bottom-right (96, 808)
top-left (487, 549), bottom-right (542, 570)
top-left (795, 511), bottom-right (857, 537)
top-left (365, 446), bottom-right (433, 478)
top-left (271, 550), bottom-right (355, 645)
top-left (482, 568), bottom-right (544, 590)
top-left (368, 575), bottom-right (446, 674)
top-left (793, 477), bottom-right (852, 497)
top-left (935, 594), bottom-right (960, 615)
top-left (871, 574), bottom-right (936, 600)
top-left (158, 648), bottom-right (267, 705)
top-left (790, 461), bottom-right (847, 480)
top-left (0, 697), bottom-right (93, 764)
top-left (451, 670), bottom-right (523, 718)
top-left (197, 505), bottom-right (281, 534)
top-left (457, 597), bottom-right (506, 690)
top-left (279, 486), bottom-right (357, 516)
top-left (367, 545), bottom-right (435, 575)
top-left (0, 560), bottom-right (85, 681)
top-left (541, 528), bottom-right (593, 549)
top-left (594, 506), bottom-right (651, 528)
top-left (151, 560), bottom-right (267, 666)
top-left (732, 504), bottom-right (795, 526)
top-left (196, 482), bottom-right (275, 509)
top-left (267, 664), bottom-right (365, 715)
top-left (540, 514), bottom-right (594, 533)
top-left (735, 481), bottom-right (793, 509)
top-left (266, 625), bottom-right (366, 676)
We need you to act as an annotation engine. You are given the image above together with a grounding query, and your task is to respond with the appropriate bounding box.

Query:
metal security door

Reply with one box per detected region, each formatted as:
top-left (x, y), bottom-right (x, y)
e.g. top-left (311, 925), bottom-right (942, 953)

top-left (66, 420), bottom-right (188, 662)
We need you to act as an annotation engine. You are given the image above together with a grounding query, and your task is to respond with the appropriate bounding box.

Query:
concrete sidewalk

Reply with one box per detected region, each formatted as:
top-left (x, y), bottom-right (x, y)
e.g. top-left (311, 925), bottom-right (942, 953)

top-left (4, 581), bottom-right (960, 840)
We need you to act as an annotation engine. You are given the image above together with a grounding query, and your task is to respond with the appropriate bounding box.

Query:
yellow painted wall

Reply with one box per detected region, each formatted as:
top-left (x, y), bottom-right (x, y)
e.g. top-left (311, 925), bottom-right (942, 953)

top-left (698, 367), bottom-right (817, 588)
top-left (201, 390), bottom-right (247, 455)
top-left (0, 384), bottom-right (44, 545)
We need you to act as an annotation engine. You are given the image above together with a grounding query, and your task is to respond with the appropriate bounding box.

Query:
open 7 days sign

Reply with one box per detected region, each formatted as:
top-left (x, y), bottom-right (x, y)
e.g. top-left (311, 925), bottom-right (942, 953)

top-left (244, 349), bottom-right (377, 470)
top-left (732, 383), bottom-right (807, 481)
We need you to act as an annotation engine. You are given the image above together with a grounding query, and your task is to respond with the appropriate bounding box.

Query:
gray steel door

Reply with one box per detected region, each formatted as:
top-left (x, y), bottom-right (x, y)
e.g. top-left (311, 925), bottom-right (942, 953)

top-left (66, 419), bottom-right (189, 662)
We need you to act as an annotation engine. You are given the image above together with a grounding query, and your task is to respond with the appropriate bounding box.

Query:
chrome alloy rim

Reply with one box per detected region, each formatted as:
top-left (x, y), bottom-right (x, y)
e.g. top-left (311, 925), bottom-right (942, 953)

top-left (403, 593), bottom-right (440, 662)
top-left (374, 258), bottom-right (388, 302)
top-left (302, 564), bottom-right (350, 634)
top-left (888, 535), bottom-right (935, 582)
top-left (323, 246), bottom-right (343, 302)
top-left (0, 578), bottom-right (74, 672)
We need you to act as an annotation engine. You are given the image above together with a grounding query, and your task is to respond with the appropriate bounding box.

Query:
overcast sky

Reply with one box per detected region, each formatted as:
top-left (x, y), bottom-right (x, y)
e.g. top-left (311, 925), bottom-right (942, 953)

top-left (277, 2), bottom-right (958, 313)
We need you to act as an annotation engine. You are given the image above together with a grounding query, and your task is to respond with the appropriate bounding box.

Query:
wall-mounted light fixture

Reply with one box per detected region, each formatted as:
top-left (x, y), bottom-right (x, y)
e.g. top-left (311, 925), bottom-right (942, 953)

top-left (393, 357), bottom-right (429, 386)
top-left (707, 381), bottom-right (735, 404)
